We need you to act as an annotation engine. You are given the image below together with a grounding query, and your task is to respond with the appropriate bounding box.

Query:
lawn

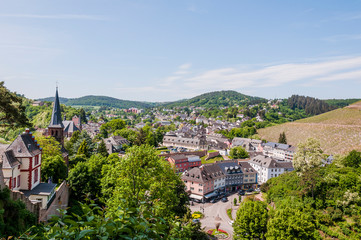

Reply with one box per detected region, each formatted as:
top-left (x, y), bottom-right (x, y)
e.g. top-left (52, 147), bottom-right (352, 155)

top-left (201, 155), bottom-right (224, 164)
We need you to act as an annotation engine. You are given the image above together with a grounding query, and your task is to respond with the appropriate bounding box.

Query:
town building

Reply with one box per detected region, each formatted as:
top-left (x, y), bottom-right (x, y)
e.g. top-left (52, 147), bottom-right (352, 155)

top-left (104, 136), bottom-right (130, 154)
top-left (182, 167), bottom-right (214, 201)
top-left (217, 160), bottom-right (244, 192)
top-left (261, 142), bottom-right (296, 161)
top-left (249, 155), bottom-right (294, 184)
top-left (167, 154), bottom-right (201, 172)
top-left (1, 129), bottom-right (57, 211)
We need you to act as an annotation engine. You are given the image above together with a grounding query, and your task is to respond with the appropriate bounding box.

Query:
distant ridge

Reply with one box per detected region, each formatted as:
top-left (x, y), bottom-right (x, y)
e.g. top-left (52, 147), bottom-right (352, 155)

top-left (37, 90), bottom-right (266, 109)
top-left (161, 90), bottom-right (266, 108)
top-left (37, 95), bottom-right (157, 109)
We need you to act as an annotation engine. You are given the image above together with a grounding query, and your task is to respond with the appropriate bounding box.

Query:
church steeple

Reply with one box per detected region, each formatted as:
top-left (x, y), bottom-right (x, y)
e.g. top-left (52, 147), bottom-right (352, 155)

top-left (48, 87), bottom-right (64, 145)
top-left (49, 87), bottom-right (64, 129)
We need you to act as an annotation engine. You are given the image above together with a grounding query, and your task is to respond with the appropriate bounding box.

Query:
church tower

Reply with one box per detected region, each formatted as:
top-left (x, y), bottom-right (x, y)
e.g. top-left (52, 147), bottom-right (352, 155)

top-left (48, 87), bottom-right (64, 145)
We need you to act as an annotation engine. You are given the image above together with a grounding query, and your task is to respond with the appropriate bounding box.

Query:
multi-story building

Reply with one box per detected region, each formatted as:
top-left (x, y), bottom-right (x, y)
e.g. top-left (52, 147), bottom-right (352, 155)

top-left (238, 162), bottom-right (258, 189)
top-left (168, 154), bottom-right (201, 172)
top-left (182, 167), bottom-right (214, 201)
top-left (1, 129), bottom-right (57, 210)
top-left (261, 142), bottom-right (296, 161)
top-left (162, 132), bottom-right (206, 150)
top-left (232, 138), bottom-right (262, 152)
top-left (249, 155), bottom-right (294, 184)
top-left (217, 160), bottom-right (243, 192)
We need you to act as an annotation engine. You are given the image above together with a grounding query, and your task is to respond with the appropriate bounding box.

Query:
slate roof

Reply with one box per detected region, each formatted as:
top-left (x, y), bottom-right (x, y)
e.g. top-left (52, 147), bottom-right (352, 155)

top-left (2, 149), bottom-right (20, 168)
top-left (216, 160), bottom-right (242, 174)
top-left (238, 162), bottom-right (256, 173)
top-left (6, 133), bottom-right (41, 158)
top-left (250, 155), bottom-right (294, 169)
top-left (49, 88), bottom-right (64, 128)
top-left (21, 183), bottom-right (57, 197)
top-left (182, 167), bottom-right (211, 183)
top-left (202, 163), bottom-right (225, 178)
top-left (63, 121), bottom-right (79, 133)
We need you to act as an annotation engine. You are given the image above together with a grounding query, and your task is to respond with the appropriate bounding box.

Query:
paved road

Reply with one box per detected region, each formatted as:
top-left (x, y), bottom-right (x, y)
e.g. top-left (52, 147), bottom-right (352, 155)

top-left (190, 193), bottom-right (244, 239)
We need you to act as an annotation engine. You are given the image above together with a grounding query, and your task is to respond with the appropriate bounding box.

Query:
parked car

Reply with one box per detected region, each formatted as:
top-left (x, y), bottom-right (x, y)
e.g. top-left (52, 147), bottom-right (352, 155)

top-left (192, 219), bottom-right (200, 224)
top-left (210, 199), bottom-right (217, 203)
top-left (221, 197), bottom-right (228, 202)
top-left (238, 190), bottom-right (245, 196)
top-left (247, 188), bottom-right (254, 192)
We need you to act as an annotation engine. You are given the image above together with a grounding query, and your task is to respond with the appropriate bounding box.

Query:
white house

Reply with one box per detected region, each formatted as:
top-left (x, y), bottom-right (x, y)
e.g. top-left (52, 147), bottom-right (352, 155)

top-left (249, 155), bottom-right (294, 184)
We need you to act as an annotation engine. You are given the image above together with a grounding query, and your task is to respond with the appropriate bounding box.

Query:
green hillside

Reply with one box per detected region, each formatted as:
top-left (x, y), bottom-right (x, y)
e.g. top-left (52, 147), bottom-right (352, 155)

top-left (38, 95), bottom-right (157, 109)
top-left (162, 90), bottom-right (266, 108)
top-left (258, 101), bottom-right (361, 155)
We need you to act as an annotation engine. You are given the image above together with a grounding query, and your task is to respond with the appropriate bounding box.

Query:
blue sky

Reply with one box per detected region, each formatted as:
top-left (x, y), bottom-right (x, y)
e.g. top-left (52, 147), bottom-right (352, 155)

top-left (1, 0), bottom-right (361, 102)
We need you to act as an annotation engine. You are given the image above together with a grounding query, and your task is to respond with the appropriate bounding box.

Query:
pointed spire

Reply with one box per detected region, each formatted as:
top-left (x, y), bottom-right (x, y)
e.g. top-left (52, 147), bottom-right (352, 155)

top-left (49, 87), bottom-right (64, 128)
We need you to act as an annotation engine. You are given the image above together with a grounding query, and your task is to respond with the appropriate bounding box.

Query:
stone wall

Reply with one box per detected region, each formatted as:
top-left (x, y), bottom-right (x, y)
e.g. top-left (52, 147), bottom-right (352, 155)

top-left (159, 150), bottom-right (207, 159)
top-left (39, 180), bottom-right (69, 222)
top-left (9, 190), bottom-right (42, 221)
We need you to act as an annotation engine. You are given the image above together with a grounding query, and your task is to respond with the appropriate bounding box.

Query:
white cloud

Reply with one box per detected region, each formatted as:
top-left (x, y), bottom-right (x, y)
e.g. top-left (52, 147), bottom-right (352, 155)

top-left (0, 14), bottom-right (107, 21)
top-left (183, 56), bottom-right (361, 91)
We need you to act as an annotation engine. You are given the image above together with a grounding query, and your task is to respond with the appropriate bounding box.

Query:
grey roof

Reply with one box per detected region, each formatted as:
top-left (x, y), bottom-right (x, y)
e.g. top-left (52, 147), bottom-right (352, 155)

top-left (216, 160), bottom-right (242, 174)
top-left (1, 149), bottom-right (20, 168)
top-left (6, 133), bottom-right (41, 158)
top-left (238, 162), bottom-right (256, 173)
top-left (63, 121), bottom-right (80, 133)
top-left (250, 155), bottom-right (293, 169)
top-left (49, 88), bottom-right (64, 128)
top-left (21, 183), bottom-right (57, 197)
top-left (202, 164), bottom-right (225, 178)
top-left (182, 167), bottom-right (211, 183)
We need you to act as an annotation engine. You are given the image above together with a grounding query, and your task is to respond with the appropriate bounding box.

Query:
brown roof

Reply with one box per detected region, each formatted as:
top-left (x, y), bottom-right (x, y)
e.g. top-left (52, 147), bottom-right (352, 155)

top-left (238, 162), bottom-right (256, 173)
top-left (1, 149), bottom-right (20, 169)
top-left (169, 154), bottom-right (188, 161)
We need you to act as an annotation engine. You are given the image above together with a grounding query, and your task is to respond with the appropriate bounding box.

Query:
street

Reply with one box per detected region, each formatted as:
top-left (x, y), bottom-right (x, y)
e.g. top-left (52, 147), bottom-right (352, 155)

top-left (190, 192), bottom-right (243, 239)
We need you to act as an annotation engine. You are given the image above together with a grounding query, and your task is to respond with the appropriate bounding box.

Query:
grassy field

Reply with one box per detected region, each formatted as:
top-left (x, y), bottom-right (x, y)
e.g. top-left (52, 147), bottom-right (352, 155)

top-left (258, 101), bottom-right (361, 155)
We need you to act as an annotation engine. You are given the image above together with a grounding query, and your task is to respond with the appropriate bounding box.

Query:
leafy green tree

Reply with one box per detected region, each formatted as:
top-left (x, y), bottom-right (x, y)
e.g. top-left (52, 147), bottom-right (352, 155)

top-left (343, 150), bottom-right (361, 168)
top-left (100, 119), bottom-right (126, 136)
top-left (97, 139), bottom-right (109, 157)
top-left (266, 207), bottom-right (318, 240)
top-left (278, 131), bottom-right (287, 144)
top-left (233, 199), bottom-right (268, 239)
top-left (293, 138), bottom-right (323, 175)
top-left (113, 128), bottom-right (137, 145)
top-left (78, 108), bottom-right (87, 124)
top-left (41, 155), bottom-right (67, 184)
top-left (0, 81), bottom-right (30, 131)
top-left (64, 130), bottom-right (80, 156)
top-left (68, 154), bottom-right (87, 169)
top-left (230, 146), bottom-right (250, 159)
top-left (0, 188), bottom-right (36, 238)
top-left (73, 130), bottom-right (94, 155)
top-left (101, 145), bottom-right (189, 220)
top-left (35, 134), bottom-right (62, 158)
top-left (68, 162), bottom-right (96, 201)
top-left (77, 139), bottom-right (89, 157)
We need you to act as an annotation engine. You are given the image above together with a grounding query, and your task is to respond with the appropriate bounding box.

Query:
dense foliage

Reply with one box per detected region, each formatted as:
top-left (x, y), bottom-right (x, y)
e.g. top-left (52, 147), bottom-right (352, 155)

top-left (0, 188), bottom-right (36, 237)
top-left (325, 98), bottom-right (361, 108)
top-left (260, 147), bottom-right (361, 239)
top-left (229, 146), bottom-right (250, 159)
top-left (0, 81), bottom-right (30, 131)
top-left (287, 95), bottom-right (335, 115)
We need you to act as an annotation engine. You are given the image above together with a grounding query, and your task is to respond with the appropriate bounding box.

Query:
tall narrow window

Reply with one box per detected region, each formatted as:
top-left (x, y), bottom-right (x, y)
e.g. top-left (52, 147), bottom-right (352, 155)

top-left (34, 169), bottom-right (38, 183)
top-left (17, 175), bottom-right (20, 187)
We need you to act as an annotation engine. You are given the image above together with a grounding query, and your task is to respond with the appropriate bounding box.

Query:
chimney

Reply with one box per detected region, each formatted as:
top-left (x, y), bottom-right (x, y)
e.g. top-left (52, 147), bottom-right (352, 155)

top-left (25, 128), bottom-right (30, 133)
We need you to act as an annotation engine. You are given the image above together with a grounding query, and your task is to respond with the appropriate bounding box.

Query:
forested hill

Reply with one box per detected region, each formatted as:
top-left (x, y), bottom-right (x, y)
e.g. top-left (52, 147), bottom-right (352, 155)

top-left (161, 90), bottom-right (266, 108)
top-left (38, 95), bottom-right (157, 109)
top-left (287, 95), bottom-right (335, 115)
